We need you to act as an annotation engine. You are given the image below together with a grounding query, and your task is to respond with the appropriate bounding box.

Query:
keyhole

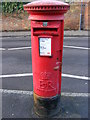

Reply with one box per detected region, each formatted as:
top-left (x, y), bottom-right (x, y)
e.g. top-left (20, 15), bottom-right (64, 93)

top-left (57, 58), bottom-right (59, 60)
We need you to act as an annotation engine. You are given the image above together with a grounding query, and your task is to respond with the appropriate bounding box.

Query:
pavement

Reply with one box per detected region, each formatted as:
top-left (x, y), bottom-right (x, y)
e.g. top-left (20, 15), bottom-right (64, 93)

top-left (2, 91), bottom-right (88, 118)
top-left (0, 31), bottom-right (89, 119)
top-left (0, 30), bottom-right (89, 37)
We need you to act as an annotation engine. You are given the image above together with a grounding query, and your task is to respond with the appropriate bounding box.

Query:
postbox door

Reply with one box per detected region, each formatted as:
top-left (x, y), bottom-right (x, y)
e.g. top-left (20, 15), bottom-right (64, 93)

top-left (31, 21), bottom-right (63, 97)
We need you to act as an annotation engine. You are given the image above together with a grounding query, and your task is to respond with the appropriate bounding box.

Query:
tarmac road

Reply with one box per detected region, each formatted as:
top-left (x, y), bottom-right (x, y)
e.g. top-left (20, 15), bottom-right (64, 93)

top-left (1, 36), bottom-right (89, 118)
top-left (2, 36), bottom-right (88, 93)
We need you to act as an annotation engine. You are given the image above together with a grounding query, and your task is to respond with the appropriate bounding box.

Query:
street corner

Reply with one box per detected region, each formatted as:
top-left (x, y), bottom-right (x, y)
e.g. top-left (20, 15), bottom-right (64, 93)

top-left (1, 0), bottom-right (89, 119)
top-left (2, 91), bottom-right (88, 119)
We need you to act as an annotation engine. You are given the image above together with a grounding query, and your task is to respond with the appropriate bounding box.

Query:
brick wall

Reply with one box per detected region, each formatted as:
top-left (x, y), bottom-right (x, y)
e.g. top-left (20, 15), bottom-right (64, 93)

top-left (64, 3), bottom-right (81, 30)
top-left (1, 2), bottom-right (89, 31)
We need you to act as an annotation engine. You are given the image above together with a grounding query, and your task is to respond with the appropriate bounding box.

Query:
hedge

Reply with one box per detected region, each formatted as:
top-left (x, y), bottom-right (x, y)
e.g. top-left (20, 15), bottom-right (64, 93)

top-left (2, 2), bottom-right (28, 13)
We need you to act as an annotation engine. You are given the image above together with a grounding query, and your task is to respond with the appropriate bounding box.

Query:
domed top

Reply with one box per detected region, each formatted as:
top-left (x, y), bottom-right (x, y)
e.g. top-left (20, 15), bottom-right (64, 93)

top-left (25, 0), bottom-right (69, 6)
top-left (24, 0), bottom-right (70, 12)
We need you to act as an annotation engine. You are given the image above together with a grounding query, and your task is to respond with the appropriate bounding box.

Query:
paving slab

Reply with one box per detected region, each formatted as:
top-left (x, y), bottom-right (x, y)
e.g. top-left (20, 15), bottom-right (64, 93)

top-left (2, 92), bottom-right (88, 118)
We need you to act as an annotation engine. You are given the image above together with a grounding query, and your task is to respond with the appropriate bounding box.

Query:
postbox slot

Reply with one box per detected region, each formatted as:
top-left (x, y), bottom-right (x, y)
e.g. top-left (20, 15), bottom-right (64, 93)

top-left (33, 28), bottom-right (58, 35)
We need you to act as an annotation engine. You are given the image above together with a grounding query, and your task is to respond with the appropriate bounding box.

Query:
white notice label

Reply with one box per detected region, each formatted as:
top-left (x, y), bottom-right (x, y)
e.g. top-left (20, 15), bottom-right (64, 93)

top-left (39, 38), bottom-right (51, 56)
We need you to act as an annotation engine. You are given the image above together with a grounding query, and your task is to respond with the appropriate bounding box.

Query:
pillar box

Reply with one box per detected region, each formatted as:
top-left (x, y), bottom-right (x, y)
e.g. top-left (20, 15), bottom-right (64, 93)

top-left (24, 0), bottom-right (70, 117)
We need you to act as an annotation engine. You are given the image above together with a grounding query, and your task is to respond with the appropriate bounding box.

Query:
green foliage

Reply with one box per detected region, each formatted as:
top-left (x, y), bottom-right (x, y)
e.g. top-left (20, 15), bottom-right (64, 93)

top-left (2, 2), bottom-right (27, 13)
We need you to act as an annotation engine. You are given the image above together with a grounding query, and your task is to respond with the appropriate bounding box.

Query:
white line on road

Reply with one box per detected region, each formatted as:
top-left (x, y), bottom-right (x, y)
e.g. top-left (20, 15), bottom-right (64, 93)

top-left (64, 45), bottom-right (89, 50)
top-left (62, 92), bottom-right (89, 97)
top-left (0, 73), bottom-right (33, 78)
top-left (62, 74), bottom-right (89, 80)
top-left (1, 45), bottom-right (89, 51)
top-left (0, 48), bottom-right (6, 51)
top-left (8, 47), bottom-right (31, 50)
top-left (0, 73), bottom-right (89, 80)
top-left (0, 89), bottom-right (33, 96)
top-left (7, 46), bottom-right (89, 51)
top-left (0, 89), bottom-right (89, 97)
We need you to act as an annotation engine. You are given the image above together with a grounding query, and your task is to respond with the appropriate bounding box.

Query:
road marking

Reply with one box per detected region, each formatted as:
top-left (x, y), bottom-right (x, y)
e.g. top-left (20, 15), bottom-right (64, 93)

top-left (62, 74), bottom-right (89, 80)
top-left (7, 45), bottom-right (89, 51)
top-left (8, 47), bottom-right (31, 51)
top-left (0, 73), bottom-right (33, 78)
top-left (62, 92), bottom-right (89, 97)
top-left (0, 89), bottom-right (33, 96)
top-left (0, 48), bottom-right (6, 51)
top-left (0, 89), bottom-right (89, 97)
top-left (63, 45), bottom-right (89, 50)
top-left (0, 73), bottom-right (89, 80)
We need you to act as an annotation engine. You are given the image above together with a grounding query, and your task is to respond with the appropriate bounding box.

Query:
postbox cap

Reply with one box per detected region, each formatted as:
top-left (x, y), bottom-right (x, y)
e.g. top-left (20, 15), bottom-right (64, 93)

top-left (25, 0), bottom-right (69, 6)
top-left (24, 0), bottom-right (70, 13)
top-left (24, 0), bottom-right (70, 20)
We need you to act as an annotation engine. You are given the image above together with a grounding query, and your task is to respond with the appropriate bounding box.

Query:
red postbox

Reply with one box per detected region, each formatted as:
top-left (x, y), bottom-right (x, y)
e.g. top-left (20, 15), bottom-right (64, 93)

top-left (24, 0), bottom-right (70, 117)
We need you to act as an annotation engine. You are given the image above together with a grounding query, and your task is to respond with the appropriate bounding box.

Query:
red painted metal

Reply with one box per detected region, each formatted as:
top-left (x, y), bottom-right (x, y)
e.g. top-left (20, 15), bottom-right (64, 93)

top-left (24, 0), bottom-right (70, 97)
